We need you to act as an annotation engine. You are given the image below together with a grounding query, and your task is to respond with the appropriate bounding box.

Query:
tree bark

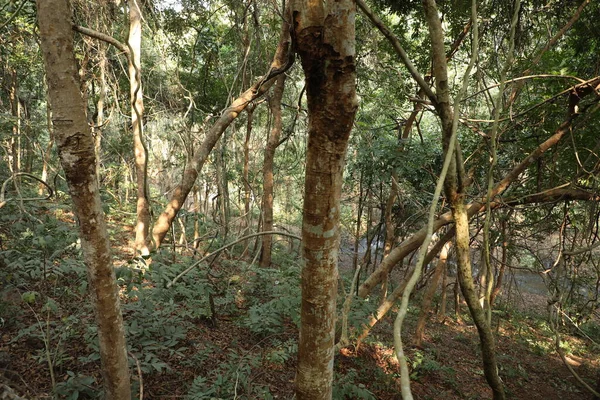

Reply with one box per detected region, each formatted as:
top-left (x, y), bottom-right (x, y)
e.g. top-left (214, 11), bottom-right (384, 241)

top-left (128, 0), bottom-right (151, 255)
top-left (37, 1), bottom-right (131, 397)
top-left (242, 103), bottom-right (255, 258)
top-left (260, 74), bottom-right (286, 268)
top-left (292, 1), bottom-right (358, 398)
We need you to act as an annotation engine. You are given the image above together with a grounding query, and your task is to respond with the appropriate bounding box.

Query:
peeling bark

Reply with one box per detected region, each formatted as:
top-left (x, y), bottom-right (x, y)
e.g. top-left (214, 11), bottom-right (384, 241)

top-left (37, 0), bottom-right (130, 397)
top-left (292, 1), bottom-right (358, 398)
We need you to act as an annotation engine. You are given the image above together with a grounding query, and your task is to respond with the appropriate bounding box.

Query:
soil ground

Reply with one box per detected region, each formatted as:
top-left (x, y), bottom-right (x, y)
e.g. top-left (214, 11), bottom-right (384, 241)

top-left (1, 225), bottom-right (599, 399)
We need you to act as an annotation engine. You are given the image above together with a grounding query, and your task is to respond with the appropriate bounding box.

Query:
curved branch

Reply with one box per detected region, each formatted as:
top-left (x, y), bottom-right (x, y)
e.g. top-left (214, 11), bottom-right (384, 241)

top-left (0, 0), bottom-right (28, 31)
top-left (0, 172), bottom-right (54, 208)
top-left (167, 231), bottom-right (302, 287)
top-left (73, 25), bottom-right (129, 55)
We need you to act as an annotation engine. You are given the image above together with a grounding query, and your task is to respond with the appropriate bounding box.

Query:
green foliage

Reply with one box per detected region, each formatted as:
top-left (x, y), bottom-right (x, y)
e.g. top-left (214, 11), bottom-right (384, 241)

top-left (333, 369), bottom-right (377, 400)
top-left (55, 372), bottom-right (99, 400)
top-left (409, 349), bottom-right (456, 382)
top-left (240, 258), bottom-right (302, 336)
top-left (187, 349), bottom-right (273, 399)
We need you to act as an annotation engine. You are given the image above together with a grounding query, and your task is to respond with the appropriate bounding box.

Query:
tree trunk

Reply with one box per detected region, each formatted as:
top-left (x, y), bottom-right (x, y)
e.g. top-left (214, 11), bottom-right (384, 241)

top-left (128, 0), bottom-right (151, 255)
top-left (95, 47), bottom-right (107, 182)
top-left (242, 104), bottom-right (255, 258)
top-left (9, 68), bottom-right (21, 175)
top-left (490, 216), bottom-right (509, 306)
top-left (422, 0), bottom-right (505, 397)
top-left (293, 1), bottom-right (358, 398)
top-left (215, 139), bottom-right (230, 238)
top-left (414, 241), bottom-right (450, 347)
top-left (37, 1), bottom-right (131, 397)
top-left (39, 98), bottom-right (54, 196)
top-left (260, 74), bottom-right (286, 268)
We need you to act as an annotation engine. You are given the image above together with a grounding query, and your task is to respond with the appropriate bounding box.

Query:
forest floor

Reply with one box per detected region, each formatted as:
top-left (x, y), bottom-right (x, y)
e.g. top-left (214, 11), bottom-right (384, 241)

top-left (1, 221), bottom-right (599, 399)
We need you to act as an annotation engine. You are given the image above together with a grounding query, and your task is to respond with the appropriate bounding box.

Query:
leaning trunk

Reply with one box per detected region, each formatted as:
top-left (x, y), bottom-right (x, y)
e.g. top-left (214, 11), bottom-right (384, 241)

top-left (293, 1), bottom-right (358, 398)
top-left (37, 1), bottom-right (131, 396)
top-left (150, 18), bottom-right (293, 248)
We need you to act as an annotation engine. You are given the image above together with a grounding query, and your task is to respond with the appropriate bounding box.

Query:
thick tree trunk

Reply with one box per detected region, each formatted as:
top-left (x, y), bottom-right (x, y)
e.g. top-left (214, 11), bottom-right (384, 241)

top-left (37, 1), bottom-right (131, 397)
top-left (150, 18), bottom-right (294, 248)
top-left (260, 74), bottom-right (286, 268)
top-left (293, 1), bottom-right (358, 398)
top-left (128, 0), bottom-right (151, 255)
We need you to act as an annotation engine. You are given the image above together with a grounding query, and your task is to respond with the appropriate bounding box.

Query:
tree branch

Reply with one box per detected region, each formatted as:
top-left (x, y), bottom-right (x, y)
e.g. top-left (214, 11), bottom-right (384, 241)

top-left (356, 0), bottom-right (437, 104)
top-left (73, 25), bottom-right (129, 54)
top-left (167, 231), bottom-right (302, 287)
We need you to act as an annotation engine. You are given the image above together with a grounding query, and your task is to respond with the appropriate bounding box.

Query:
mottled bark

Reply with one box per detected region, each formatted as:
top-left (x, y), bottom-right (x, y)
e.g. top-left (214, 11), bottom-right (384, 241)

top-left (151, 16), bottom-right (294, 248)
top-left (128, 0), bottom-right (151, 255)
top-left (37, 0), bottom-right (131, 397)
top-left (292, 1), bottom-right (358, 399)
top-left (260, 74), bottom-right (286, 268)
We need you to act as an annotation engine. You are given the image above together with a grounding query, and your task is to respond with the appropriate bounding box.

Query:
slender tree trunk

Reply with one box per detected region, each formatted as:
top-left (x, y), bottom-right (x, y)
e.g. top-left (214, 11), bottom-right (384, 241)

top-left (352, 171), bottom-right (364, 272)
top-left (128, 0), bottom-right (151, 255)
top-left (490, 216), bottom-right (508, 306)
top-left (260, 74), bottom-right (286, 268)
top-left (9, 69), bottom-right (20, 175)
top-left (414, 241), bottom-right (450, 347)
top-left (422, 0), bottom-right (505, 397)
top-left (242, 104), bottom-right (255, 258)
top-left (37, 1), bottom-right (131, 396)
top-left (215, 139), bottom-right (229, 238)
top-left (439, 260), bottom-right (449, 317)
top-left (39, 98), bottom-right (54, 196)
top-left (293, 1), bottom-right (358, 398)
top-left (95, 47), bottom-right (107, 182)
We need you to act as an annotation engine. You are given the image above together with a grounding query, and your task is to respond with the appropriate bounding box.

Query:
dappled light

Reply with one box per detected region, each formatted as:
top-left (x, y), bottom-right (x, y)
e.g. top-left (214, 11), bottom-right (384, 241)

top-left (1, 0), bottom-right (600, 398)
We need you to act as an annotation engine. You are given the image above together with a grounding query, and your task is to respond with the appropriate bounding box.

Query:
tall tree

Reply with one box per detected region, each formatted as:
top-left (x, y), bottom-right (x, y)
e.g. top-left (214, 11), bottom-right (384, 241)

top-left (422, 0), bottom-right (505, 397)
top-left (37, 0), bottom-right (130, 397)
top-left (150, 12), bottom-right (294, 249)
top-left (128, 0), bottom-right (151, 255)
top-left (292, 0), bottom-right (359, 398)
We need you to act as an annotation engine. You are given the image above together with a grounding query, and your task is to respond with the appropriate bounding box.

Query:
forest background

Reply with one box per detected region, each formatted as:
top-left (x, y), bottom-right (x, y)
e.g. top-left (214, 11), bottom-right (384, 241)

top-left (1, 0), bottom-right (600, 399)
